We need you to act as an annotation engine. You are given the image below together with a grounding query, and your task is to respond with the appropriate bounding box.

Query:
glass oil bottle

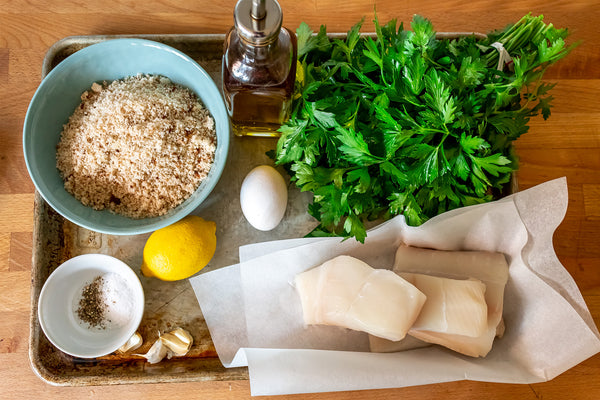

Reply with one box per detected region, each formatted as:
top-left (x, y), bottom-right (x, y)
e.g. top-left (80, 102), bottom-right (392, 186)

top-left (222, 0), bottom-right (297, 136)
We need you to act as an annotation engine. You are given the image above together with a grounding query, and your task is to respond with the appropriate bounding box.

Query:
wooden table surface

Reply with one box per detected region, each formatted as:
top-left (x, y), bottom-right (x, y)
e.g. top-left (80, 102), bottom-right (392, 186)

top-left (1, 0), bottom-right (599, 398)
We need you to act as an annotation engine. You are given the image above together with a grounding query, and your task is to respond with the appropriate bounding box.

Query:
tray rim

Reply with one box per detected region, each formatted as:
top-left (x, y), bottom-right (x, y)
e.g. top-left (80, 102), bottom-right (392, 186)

top-left (40, 33), bottom-right (227, 78)
top-left (40, 31), bottom-right (487, 77)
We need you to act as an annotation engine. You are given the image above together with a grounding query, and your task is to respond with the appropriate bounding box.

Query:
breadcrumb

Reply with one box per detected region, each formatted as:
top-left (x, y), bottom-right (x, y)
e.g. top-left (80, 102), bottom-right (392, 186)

top-left (56, 74), bottom-right (217, 219)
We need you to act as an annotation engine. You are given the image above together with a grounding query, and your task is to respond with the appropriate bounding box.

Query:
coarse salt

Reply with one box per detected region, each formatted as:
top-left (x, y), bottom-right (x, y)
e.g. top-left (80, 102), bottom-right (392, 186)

top-left (101, 272), bottom-right (136, 329)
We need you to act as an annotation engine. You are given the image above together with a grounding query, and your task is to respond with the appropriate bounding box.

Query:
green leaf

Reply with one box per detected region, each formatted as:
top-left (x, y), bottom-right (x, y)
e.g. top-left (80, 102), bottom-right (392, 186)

top-left (351, 67), bottom-right (382, 92)
top-left (402, 55), bottom-right (427, 95)
top-left (533, 95), bottom-right (554, 120)
top-left (297, 23), bottom-right (331, 58)
top-left (388, 191), bottom-right (408, 215)
top-left (296, 22), bottom-right (313, 57)
top-left (536, 82), bottom-right (557, 96)
top-left (343, 213), bottom-right (367, 243)
top-left (363, 37), bottom-right (383, 68)
top-left (276, 119), bottom-right (308, 164)
top-left (388, 191), bottom-right (425, 226)
top-left (470, 153), bottom-right (513, 177)
top-left (335, 126), bottom-right (383, 165)
top-left (459, 132), bottom-right (489, 154)
top-left (456, 56), bottom-right (486, 89)
top-left (423, 68), bottom-right (456, 124)
top-left (487, 112), bottom-right (530, 140)
top-left (380, 161), bottom-right (409, 186)
top-left (312, 106), bottom-right (337, 128)
top-left (409, 144), bottom-right (440, 184)
top-left (313, 185), bottom-right (345, 227)
top-left (347, 19), bottom-right (364, 51)
top-left (290, 162), bottom-right (317, 190)
top-left (410, 15), bottom-right (435, 47)
top-left (408, 142), bottom-right (434, 158)
top-left (452, 152), bottom-right (471, 180)
top-left (383, 131), bottom-right (408, 159)
top-left (347, 168), bottom-right (371, 193)
top-left (373, 103), bottom-right (402, 131)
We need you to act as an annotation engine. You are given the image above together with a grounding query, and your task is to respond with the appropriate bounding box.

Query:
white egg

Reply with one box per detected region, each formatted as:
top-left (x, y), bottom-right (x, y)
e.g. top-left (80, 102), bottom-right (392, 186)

top-left (240, 165), bottom-right (288, 231)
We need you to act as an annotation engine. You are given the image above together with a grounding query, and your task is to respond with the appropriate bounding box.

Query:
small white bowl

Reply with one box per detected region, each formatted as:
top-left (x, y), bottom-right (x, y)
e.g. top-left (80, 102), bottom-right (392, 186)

top-left (38, 254), bottom-right (145, 358)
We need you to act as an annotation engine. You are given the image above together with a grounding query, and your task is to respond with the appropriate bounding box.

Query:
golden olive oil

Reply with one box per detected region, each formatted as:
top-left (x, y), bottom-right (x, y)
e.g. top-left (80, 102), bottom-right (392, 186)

top-left (222, 0), bottom-right (297, 137)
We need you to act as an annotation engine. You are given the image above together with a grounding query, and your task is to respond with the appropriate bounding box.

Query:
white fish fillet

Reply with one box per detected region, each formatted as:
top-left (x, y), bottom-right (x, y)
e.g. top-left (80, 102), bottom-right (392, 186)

top-left (369, 333), bottom-right (431, 353)
top-left (400, 273), bottom-right (488, 338)
top-left (344, 269), bottom-right (427, 341)
top-left (317, 256), bottom-right (373, 326)
top-left (392, 245), bottom-right (509, 357)
top-left (294, 265), bottom-right (322, 325)
top-left (295, 255), bottom-right (426, 341)
top-left (370, 318), bottom-right (506, 353)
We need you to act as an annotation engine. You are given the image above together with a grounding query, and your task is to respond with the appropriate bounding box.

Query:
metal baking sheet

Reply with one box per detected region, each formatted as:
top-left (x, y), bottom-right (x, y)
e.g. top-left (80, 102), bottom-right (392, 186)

top-left (28, 33), bottom-right (516, 386)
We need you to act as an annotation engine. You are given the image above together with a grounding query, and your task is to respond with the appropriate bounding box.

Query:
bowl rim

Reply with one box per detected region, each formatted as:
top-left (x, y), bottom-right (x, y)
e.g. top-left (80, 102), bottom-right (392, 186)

top-left (37, 253), bottom-right (145, 358)
top-left (23, 38), bottom-right (230, 236)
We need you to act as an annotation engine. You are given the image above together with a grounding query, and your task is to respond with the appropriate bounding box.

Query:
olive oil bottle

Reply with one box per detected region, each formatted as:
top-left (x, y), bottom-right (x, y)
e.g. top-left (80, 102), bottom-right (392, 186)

top-left (222, 0), bottom-right (297, 137)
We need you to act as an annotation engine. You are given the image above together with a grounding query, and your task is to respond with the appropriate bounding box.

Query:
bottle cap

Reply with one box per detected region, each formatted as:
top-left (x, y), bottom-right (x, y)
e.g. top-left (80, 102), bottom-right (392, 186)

top-left (234, 0), bottom-right (282, 45)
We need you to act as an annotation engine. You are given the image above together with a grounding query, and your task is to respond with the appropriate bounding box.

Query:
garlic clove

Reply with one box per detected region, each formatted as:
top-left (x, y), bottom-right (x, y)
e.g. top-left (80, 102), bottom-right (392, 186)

top-left (118, 332), bottom-right (143, 353)
top-left (160, 327), bottom-right (193, 357)
top-left (137, 336), bottom-right (168, 364)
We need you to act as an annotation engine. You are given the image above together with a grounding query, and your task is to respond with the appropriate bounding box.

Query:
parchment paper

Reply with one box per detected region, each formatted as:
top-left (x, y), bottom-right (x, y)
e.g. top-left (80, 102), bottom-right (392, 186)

top-left (190, 177), bottom-right (600, 396)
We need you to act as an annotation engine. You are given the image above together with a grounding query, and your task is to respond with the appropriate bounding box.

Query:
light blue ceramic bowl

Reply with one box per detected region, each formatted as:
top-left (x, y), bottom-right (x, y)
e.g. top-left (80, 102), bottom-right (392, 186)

top-left (23, 39), bottom-right (229, 235)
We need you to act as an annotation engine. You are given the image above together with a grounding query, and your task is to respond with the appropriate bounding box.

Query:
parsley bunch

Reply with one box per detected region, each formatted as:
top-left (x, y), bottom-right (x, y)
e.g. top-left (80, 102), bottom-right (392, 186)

top-left (274, 14), bottom-right (575, 242)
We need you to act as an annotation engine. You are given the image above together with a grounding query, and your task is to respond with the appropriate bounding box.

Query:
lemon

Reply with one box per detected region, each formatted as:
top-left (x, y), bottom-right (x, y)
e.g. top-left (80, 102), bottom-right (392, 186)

top-left (141, 215), bottom-right (217, 281)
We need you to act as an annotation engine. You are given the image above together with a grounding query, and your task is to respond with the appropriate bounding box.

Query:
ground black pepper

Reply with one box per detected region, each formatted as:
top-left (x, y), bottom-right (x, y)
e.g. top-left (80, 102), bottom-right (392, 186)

top-left (77, 276), bottom-right (108, 328)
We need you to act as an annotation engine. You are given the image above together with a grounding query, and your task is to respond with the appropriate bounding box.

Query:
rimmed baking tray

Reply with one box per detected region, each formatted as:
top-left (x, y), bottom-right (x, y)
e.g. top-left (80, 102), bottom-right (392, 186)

top-left (29, 32), bottom-right (514, 386)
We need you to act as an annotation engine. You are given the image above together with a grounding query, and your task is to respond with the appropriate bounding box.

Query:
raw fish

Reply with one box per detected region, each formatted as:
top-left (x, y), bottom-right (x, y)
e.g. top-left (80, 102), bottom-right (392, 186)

top-left (343, 269), bottom-right (426, 341)
top-left (369, 333), bottom-right (431, 353)
top-left (391, 245), bottom-right (509, 357)
top-left (400, 273), bottom-right (488, 338)
top-left (295, 255), bottom-right (426, 341)
top-left (294, 265), bottom-right (322, 325)
top-left (316, 256), bottom-right (373, 326)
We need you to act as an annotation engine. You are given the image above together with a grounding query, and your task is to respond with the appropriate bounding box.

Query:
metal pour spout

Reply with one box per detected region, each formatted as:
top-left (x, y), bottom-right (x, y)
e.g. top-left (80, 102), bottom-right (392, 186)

top-left (251, 0), bottom-right (266, 19)
top-left (234, 0), bottom-right (282, 45)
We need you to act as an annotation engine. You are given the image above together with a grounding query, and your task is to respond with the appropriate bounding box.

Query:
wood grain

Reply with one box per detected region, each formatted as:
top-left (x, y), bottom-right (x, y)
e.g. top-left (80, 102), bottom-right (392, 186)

top-left (1, 0), bottom-right (599, 398)
top-left (0, 195), bottom-right (33, 232)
